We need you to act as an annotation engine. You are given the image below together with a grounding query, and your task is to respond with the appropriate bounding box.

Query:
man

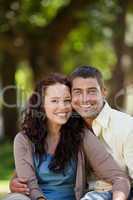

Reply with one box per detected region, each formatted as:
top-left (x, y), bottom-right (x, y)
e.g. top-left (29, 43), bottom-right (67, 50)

top-left (7, 66), bottom-right (133, 200)
top-left (70, 65), bottom-right (133, 200)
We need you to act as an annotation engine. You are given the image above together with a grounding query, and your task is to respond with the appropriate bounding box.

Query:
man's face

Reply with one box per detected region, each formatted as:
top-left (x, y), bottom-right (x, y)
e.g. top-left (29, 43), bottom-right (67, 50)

top-left (71, 77), bottom-right (106, 120)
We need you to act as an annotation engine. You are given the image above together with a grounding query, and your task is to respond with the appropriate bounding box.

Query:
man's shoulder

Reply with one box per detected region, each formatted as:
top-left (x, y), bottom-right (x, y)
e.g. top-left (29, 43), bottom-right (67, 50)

top-left (109, 108), bottom-right (133, 136)
top-left (110, 106), bottom-right (133, 123)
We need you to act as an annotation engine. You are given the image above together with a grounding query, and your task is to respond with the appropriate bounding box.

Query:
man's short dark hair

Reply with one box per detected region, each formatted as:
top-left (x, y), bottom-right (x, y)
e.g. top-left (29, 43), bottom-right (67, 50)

top-left (69, 65), bottom-right (104, 88)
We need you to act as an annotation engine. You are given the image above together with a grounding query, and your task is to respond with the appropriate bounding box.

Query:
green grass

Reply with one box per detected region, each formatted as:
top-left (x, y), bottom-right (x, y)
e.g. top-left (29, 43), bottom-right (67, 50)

top-left (0, 193), bottom-right (7, 200)
top-left (0, 180), bottom-right (9, 199)
top-left (0, 141), bottom-right (13, 199)
top-left (0, 180), bottom-right (9, 190)
top-left (0, 140), bottom-right (14, 180)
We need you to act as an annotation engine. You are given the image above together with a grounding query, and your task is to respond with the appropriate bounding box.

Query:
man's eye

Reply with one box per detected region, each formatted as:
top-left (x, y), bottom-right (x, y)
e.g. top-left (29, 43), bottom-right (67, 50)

top-left (64, 99), bottom-right (71, 103)
top-left (88, 90), bottom-right (97, 95)
top-left (51, 100), bottom-right (58, 103)
top-left (73, 91), bottom-right (81, 95)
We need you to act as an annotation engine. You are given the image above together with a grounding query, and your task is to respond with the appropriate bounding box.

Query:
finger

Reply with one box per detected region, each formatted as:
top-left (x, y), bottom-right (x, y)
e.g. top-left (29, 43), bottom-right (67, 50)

top-left (15, 181), bottom-right (28, 189)
top-left (18, 177), bottom-right (28, 183)
top-left (25, 192), bottom-right (30, 196)
top-left (15, 187), bottom-right (30, 194)
top-left (22, 191), bottom-right (30, 196)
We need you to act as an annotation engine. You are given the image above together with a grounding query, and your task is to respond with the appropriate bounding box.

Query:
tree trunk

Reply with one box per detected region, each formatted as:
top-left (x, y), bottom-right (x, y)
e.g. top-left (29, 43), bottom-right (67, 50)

top-left (28, 0), bottom-right (92, 82)
top-left (28, 43), bottom-right (61, 84)
top-left (0, 52), bottom-right (18, 140)
top-left (109, 0), bottom-right (129, 110)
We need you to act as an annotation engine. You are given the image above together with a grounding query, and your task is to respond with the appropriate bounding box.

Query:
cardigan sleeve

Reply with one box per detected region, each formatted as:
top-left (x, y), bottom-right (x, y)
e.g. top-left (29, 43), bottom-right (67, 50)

top-left (83, 129), bottom-right (130, 199)
top-left (14, 132), bottom-right (47, 200)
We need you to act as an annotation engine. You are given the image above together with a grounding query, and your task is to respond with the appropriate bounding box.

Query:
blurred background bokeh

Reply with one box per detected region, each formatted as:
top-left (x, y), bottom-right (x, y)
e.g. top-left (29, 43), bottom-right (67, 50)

top-left (0, 0), bottom-right (133, 198)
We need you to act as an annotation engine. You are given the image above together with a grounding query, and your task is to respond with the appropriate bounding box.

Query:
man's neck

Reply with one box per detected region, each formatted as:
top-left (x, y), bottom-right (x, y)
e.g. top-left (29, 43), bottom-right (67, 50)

top-left (84, 118), bottom-right (94, 129)
top-left (84, 101), bottom-right (106, 128)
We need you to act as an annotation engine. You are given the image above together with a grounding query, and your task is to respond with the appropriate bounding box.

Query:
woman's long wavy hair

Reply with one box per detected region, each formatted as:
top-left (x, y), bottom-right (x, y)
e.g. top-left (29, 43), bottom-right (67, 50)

top-left (21, 73), bottom-right (84, 172)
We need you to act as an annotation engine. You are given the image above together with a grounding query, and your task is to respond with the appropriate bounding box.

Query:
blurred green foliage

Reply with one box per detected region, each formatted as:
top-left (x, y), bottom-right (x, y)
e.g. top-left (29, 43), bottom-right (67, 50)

top-left (0, 0), bottom-right (132, 75)
top-left (61, 23), bottom-right (116, 79)
top-left (0, 141), bottom-right (14, 180)
top-left (15, 62), bottom-right (34, 109)
top-left (0, 0), bottom-right (70, 33)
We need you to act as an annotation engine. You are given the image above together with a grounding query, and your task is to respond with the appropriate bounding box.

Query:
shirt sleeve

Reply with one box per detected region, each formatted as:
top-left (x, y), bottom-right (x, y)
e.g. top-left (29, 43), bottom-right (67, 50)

top-left (83, 130), bottom-right (130, 199)
top-left (14, 132), bottom-right (47, 200)
top-left (124, 126), bottom-right (133, 179)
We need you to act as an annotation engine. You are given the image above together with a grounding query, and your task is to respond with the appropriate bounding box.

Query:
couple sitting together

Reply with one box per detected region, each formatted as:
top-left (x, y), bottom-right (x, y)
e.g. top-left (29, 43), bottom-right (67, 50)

top-left (4, 66), bottom-right (133, 200)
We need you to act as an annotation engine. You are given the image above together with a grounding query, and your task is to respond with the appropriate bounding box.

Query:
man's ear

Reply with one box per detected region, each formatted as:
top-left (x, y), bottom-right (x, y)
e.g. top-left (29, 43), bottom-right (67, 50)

top-left (102, 87), bottom-right (108, 98)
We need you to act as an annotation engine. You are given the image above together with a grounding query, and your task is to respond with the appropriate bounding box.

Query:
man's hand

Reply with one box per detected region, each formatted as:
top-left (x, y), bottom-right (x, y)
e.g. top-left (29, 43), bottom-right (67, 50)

top-left (10, 177), bottom-right (30, 195)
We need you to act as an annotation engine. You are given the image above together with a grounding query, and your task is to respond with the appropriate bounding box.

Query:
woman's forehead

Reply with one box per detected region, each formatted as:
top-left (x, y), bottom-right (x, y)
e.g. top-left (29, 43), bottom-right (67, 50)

top-left (45, 83), bottom-right (70, 97)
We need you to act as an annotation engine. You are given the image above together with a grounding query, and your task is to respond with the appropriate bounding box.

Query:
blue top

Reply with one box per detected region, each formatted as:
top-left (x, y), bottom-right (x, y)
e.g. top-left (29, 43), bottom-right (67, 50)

top-left (33, 153), bottom-right (77, 200)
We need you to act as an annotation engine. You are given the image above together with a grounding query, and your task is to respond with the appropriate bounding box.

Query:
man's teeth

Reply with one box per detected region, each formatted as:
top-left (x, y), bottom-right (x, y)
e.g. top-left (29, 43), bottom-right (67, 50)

top-left (81, 105), bottom-right (91, 108)
top-left (56, 113), bottom-right (67, 117)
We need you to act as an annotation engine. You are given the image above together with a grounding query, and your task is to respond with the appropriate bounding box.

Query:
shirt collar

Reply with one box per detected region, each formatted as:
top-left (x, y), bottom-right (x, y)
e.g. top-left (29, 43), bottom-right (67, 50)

top-left (94, 101), bottom-right (111, 129)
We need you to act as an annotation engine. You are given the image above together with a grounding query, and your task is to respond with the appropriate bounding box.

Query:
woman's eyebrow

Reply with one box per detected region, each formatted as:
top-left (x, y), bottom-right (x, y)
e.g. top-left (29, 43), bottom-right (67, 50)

top-left (49, 97), bottom-right (59, 99)
top-left (50, 96), bottom-right (71, 99)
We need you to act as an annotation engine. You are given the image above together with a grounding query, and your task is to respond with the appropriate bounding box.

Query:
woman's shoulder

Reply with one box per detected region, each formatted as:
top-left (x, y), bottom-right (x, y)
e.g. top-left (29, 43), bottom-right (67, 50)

top-left (14, 131), bottom-right (34, 155)
top-left (14, 131), bottom-right (31, 146)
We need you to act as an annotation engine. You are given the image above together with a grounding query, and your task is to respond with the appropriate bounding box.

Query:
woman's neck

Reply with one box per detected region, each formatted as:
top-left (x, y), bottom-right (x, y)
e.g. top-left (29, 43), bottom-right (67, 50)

top-left (47, 120), bottom-right (61, 138)
top-left (46, 120), bottom-right (61, 154)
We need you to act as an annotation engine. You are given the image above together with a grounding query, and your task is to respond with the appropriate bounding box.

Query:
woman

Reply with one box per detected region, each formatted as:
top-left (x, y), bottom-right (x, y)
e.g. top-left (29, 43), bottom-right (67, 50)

top-left (10, 73), bottom-right (130, 200)
top-left (13, 73), bottom-right (84, 200)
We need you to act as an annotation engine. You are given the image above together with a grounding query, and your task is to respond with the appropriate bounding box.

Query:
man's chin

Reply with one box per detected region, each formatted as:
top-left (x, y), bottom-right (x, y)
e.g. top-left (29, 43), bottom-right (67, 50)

top-left (80, 111), bottom-right (98, 119)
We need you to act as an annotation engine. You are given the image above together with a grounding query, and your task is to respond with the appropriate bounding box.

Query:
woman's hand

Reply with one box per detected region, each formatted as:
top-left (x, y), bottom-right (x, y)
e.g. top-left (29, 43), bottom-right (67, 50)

top-left (113, 191), bottom-right (126, 200)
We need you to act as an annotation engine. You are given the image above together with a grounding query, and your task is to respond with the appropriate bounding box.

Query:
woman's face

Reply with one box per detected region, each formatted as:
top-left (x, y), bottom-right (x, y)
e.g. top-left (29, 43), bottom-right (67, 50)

top-left (44, 83), bottom-right (72, 125)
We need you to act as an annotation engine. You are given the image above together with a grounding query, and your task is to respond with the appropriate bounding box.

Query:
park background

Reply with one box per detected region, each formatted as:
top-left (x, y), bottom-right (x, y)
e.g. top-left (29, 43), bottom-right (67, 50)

top-left (0, 0), bottom-right (133, 199)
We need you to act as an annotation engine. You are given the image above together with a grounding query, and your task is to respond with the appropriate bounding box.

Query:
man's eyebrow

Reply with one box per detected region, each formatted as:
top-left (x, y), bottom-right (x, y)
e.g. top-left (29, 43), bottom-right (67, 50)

top-left (72, 88), bottom-right (82, 91)
top-left (87, 87), bottom-right (97, 90)
top-left (72, 87), bottom-right (97, 90)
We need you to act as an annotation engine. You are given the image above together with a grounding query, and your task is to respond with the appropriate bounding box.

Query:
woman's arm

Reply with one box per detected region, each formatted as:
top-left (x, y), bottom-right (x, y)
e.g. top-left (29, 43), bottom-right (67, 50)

top-left (113, 191), bottom-right (128, 200)
top-left (83, 130), bottom-right (130, 200)
top-left (14, 132), bottom-right (47, 200)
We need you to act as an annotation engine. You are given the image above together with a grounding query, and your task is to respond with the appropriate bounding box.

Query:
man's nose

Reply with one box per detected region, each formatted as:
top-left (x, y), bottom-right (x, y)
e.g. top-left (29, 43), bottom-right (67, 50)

top-left (81, 93), bottom-right (88, 104)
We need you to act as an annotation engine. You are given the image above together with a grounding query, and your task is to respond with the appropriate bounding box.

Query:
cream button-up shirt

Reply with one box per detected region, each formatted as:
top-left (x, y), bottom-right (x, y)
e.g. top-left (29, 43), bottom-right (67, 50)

top-left (90, 102), bottom-right (133, 190)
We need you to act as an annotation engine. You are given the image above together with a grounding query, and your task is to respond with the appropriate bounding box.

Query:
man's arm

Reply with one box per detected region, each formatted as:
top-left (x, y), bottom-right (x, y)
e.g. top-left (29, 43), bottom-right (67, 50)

top-left (83, 130), bottom-right (130, 200)
top-left (10, 171), bottom-right (30, 195)
top-left (10, 175), bottom-right (46, 200)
